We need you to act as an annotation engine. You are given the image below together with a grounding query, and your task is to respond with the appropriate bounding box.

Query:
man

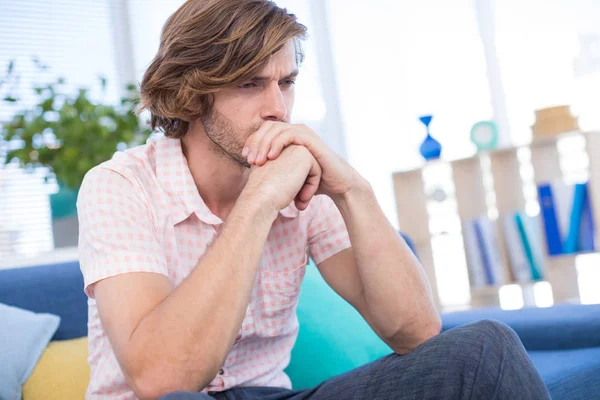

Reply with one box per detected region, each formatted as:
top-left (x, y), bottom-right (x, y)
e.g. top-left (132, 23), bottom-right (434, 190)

top-left (77, 1), bottom-right (551, 399)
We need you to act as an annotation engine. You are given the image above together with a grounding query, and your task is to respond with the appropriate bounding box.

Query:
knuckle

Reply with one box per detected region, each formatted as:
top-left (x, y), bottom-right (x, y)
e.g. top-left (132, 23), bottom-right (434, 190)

top-left (250, 136), bottom-right (262, 147)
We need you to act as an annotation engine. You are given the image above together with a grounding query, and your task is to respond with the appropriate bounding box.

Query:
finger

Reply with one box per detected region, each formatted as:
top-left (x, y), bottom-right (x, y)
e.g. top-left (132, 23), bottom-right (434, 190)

top-left (294, 181), bottom-right (318, 210)
top-left (267, 129), bottom-right (298, 160)
top-left (244, 121), bottom-right (276, 164)
top-left (295, 157), bottom-right (321, 210)
top-left (255, 123), bottom-right (289, 166)
top-left (295, 197), bottom-right (310, 211)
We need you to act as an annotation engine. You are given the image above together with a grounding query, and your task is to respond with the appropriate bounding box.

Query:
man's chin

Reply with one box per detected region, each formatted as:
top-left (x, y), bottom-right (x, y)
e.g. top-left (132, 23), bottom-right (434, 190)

top-left (240, 160), bottom-right (251, 169)
top-left (231, 153), bottom-right (251, 169)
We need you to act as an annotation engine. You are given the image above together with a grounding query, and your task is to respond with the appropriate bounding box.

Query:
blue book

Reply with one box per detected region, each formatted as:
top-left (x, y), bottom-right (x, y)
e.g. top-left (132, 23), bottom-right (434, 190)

top-left (463, 220), bottom-right (486, 288)
top-left (537, 184), bottom-right (564, 256)
top-left (477, 216), bottom-right (505, 285)
top-left (564, 183), bottom-right (588, 254)
top-left (578, 183), bottom-right (596, 252)
top-left (473, 219), bottom-right (495, 285)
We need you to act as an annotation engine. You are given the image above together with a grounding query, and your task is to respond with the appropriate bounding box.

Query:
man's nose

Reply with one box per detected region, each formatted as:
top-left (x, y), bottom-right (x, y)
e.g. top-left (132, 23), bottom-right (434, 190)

top-left (261, 83), bottom-right (288, 122)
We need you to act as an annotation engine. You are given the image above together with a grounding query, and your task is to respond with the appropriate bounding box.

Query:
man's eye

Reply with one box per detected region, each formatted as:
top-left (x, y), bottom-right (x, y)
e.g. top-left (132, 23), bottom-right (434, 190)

top-left (239, 83), bottom-right (257, 89)
top-left (281, 80), bottom-right (296, 86)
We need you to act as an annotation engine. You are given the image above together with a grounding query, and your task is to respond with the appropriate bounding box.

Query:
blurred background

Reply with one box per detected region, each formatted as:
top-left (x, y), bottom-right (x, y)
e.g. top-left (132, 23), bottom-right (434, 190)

top-left (2, 0), bottom-right (600, 312)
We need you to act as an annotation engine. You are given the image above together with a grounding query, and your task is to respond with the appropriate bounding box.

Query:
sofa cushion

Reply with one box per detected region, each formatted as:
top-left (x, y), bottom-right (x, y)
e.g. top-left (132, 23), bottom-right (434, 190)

top-left (0, 261), bottom-right (87, 340)
top-left (286, 261), bottom-right (391, 389)
top-left (22, 337), bottom-right (90, 400)
top-left (0, 303), bottom-right (60, 400)
top-left (529, 347), bottom-right (600, 400)
top-left (442, 304), bottom-right (600, 350)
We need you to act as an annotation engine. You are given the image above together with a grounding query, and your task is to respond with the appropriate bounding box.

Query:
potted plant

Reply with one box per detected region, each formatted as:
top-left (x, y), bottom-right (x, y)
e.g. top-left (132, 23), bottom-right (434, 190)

top-left (0, 59), bottom-right (152, 246)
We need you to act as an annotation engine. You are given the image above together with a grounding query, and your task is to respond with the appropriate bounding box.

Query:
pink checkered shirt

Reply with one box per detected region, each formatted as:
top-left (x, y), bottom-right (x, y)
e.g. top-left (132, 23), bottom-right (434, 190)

top-left (77, 135), bottom-right (351, 399)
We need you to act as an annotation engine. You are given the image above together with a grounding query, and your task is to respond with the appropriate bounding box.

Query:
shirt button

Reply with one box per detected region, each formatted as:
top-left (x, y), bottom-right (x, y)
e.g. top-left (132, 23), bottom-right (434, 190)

top-left (219, 368), bottom-right (224, 375)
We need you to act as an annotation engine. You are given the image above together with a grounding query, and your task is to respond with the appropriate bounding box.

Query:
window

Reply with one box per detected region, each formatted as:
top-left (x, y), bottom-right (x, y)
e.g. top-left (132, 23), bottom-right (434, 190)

top-left (326, 0), bottom-right (494, 226)
top-left (0, 0), bottom-right (130, 257)
top-left (494, 0), bottom-right (600, 144)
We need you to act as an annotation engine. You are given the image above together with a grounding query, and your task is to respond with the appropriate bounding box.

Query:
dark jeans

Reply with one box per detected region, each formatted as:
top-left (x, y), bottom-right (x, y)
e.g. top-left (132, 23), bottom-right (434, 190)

top-left (159, 320), bottom-right (551, 400)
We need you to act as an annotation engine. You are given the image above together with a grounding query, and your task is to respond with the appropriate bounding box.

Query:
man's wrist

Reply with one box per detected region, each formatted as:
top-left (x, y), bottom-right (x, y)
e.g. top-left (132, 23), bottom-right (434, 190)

top-left (238, 186), bottom-right (280, 224)
top-left (331, 173), bottom-right (373, 207)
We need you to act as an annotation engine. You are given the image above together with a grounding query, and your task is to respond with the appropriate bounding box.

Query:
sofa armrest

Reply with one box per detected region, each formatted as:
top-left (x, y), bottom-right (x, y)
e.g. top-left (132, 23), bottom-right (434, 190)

top-left (0, 262), bottom-right (87, 340)
top-left (441, 304), bottom-right (600, 351)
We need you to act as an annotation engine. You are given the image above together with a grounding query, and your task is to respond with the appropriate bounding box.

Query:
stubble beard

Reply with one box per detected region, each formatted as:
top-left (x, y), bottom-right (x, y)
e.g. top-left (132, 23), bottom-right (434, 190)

top-left (201, 109), bottom-right (259, 169)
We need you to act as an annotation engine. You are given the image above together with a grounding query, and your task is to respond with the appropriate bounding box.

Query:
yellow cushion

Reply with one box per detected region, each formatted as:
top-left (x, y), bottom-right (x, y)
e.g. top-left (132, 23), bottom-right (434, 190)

top-left (22, 337), bottom-right (90, 400)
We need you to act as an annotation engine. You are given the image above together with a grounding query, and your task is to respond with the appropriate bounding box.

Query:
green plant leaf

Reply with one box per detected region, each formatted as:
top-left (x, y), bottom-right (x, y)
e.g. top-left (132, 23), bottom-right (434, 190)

top-left (1, 63), bottom-right (153, 188)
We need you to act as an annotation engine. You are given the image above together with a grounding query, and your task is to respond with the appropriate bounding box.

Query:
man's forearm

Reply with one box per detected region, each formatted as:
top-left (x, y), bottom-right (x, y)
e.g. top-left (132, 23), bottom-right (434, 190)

top-left (332, 178), bottom-right (441, 354)
top-left (127, 191), bottom-right (278, 395)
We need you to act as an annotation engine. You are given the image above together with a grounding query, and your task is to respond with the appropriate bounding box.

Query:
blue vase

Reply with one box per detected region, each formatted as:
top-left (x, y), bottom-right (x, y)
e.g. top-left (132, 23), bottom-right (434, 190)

top-left (419, 115), bottom-right (442, 161)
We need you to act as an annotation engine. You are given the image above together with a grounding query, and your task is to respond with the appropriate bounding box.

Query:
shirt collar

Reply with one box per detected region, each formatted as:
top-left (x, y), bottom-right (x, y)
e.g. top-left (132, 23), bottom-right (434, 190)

top-left (155, 135), bottom-right (299, 226)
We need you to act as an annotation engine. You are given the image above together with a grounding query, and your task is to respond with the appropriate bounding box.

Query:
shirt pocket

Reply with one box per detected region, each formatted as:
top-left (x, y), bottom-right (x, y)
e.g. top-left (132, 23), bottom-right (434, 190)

top-left (254, 253), bottom-right (307, 337)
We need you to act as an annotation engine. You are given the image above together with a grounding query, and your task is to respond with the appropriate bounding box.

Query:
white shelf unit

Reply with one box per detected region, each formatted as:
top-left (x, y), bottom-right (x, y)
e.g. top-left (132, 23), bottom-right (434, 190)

top-left (392, 131), bottom-right (600, 310)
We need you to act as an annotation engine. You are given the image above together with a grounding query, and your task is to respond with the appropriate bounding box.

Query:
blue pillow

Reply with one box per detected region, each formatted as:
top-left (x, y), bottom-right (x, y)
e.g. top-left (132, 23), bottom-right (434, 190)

top-left (286, 260), bottom-right (391, 389)
top-left (0, 303), bottom-right (60, 400)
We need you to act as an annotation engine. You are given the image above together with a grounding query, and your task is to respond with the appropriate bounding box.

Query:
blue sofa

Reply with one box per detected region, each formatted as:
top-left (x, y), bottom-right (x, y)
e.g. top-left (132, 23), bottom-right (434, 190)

top-left (1, 260), bottom-right (600, 399)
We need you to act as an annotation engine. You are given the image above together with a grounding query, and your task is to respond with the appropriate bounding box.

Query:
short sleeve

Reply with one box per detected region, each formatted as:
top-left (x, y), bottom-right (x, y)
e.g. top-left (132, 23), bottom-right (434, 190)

top-left (77, 166), bottom-right (169, 298)
top-left (307, 195), bottom-right (352, 265)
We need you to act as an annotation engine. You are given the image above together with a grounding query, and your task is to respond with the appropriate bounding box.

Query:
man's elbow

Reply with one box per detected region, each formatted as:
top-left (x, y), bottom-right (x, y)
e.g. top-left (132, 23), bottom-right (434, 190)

top-left (128, 369), bottom-right (179, 400)
top-left (418, 315), bottom-right (442, 343)
top-left (126, 359), bottom-right (215, 400)
top-left (391, 315), bottom-right (442, 355)
top-left (130, 371), bottom-right (203, 400)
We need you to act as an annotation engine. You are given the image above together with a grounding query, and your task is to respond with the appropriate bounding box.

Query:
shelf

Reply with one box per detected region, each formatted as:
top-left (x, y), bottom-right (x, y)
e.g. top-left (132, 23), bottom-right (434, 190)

top-left (392, 130), bottom-right (600, 177)
top-left (470, 280), bottom-right (540, 294)
top-left (392, 129), bottom-right (600, 310)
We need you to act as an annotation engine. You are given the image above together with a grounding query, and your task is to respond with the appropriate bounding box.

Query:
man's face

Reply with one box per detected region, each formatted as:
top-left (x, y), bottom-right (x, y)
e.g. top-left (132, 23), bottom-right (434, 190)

top-left (200, 40), bottom-right (298, 168)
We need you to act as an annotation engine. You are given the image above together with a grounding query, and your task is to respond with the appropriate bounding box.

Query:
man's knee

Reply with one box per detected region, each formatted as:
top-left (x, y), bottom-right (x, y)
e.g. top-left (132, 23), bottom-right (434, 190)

top-left (437, 319), bottom-right (526, 373)
top-left (448, 319), bottom-right (536, 382)
top-left (451, 318), bottom-right (520, 345)
top-left (379, 320), bottom-right (547, 398)
top-left (450, 320), bottom-right (550, 398)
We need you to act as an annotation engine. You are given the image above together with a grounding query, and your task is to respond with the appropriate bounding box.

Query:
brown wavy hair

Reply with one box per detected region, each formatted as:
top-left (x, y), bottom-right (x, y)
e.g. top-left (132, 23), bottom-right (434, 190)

top-left (138, 0), bottom-right (307, 139)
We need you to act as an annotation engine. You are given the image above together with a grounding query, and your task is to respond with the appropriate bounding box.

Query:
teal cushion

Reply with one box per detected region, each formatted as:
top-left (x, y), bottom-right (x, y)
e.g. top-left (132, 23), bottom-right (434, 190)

top-left (286, 260), bottom-right (391, 389)
top-left (0, 303), bottom-right (60, 400)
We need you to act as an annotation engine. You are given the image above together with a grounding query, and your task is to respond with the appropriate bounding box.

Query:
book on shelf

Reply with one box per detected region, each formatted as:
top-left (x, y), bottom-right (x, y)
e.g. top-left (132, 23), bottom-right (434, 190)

top-left (550, 180), bottom-right (574, 246)
top-left (578, 185), bottom-right (596, 252)
top-left (463, 216), bottom-right (504, 287)
top-left (537, 181), bottom-right (596, 256)
top-left (537, 183), bottom-right (564, 256)
top-left (463, 220), bottom-right (486, 288)
top-left (501, 213), bottom-right (530, 283)
top-left (501, 212), bottom-right (545, 282)
top-left (516, 212), bottom-right (544, 280)
top-left (523, 212), bottom-right (546, 279)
